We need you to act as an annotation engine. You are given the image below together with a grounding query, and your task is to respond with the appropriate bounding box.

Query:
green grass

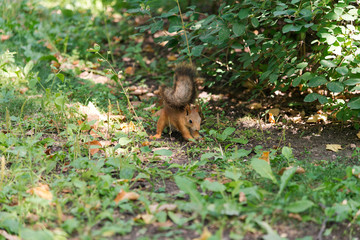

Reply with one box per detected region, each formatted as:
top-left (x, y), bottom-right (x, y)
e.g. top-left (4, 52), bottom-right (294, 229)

top-left (1, 1), bottom-right (360, 239)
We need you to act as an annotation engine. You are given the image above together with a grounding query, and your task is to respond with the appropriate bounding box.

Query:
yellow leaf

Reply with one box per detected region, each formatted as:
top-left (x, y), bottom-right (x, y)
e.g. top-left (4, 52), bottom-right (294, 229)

top-left (326, 144), bottom-right (342, 152)
top-left (114, 189), bottom-right (140, 203)
top-left (193, 227), bottom-right (212, 240)
top-left (357, 131), bottom-right (360, 139)
top-left (27, 183), bottom-right (53, 201)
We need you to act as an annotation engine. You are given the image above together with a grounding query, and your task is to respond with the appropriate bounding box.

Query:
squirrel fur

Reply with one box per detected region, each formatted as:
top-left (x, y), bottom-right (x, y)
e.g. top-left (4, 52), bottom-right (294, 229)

top-left (151, 63), bottom-right (201, 141)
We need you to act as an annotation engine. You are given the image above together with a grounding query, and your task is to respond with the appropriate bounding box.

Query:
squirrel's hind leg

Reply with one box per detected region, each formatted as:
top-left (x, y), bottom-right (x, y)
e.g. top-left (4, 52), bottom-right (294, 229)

top-left (150, 109), bottom-right (167, 140)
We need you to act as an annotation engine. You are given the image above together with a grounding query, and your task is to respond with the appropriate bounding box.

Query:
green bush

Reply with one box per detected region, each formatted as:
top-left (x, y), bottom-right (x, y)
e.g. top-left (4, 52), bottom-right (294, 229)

top-left (129, 0), bottom-right (360, 121)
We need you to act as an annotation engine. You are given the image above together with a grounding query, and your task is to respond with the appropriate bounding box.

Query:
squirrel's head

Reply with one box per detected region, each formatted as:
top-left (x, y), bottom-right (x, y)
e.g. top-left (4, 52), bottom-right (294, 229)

top-left (185, 104), bottom-right (201, 132)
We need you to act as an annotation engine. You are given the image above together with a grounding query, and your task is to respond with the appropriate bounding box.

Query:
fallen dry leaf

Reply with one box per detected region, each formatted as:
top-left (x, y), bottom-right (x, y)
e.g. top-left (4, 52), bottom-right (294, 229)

top-left (27, 183), bottom-right (53, 201)
top-left (288, 213), bottom-right (302, 221)
top-left (1, 35), bottom-right (11, 41)
top-left (152, 220), bottom-right (173, 228)
top-left (357, 131), bottom-right (360, 139)
top-left (193, 227), bottom-right (212, 240)
top-left (0, 230), bottom-right (20, 240)
top-left (125, 66), bottom-right (135, 75)
top-left (114, 189), bottom-right (140, 203)
top-left (259, 151), bottom-right (270, 163)
top-left (84, 140), bottom-right (102, 155)
top-left (268, 113), bottom-right (276, 123)
top-left (326, 144), bottom-right (342, 152)
top-left (167, 54), bottom-right (177, 61)
top-left (306, 113), bottom-right (327, 123)
top-left (278, 166), bottom-right (306, 175)
top-left (268, 108), bottom-right (280, 116)
top-left (134, 214), bottom-right (154, 224)
top-left (238, 192), bottom-right (247, 203)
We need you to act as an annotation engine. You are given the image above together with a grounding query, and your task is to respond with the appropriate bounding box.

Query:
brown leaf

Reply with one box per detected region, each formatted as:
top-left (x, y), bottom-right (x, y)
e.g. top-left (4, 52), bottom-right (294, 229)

top-left (167, 55), bottom-right (177, 61)
top-left (0, 230), bottom-right (20, 240)
top-left (85, 140), bottom-right (102, 155)
top-left (114, 189), bottom-right (140, 203)
top-left (248, 102), bottom-right (262, 110)
top-left (357, 131), bottom-right (360, 139)
top-left (288, 213), bottom-right (302, 221)
top-left (268, 108), bottom-right (280, 116)
top-left (278, 166), bottom-right (306, 175)
top-left (125, 66), bottom-right (135, 75)
top-left (27, 183), bottom-right (53, 201)
top-left (152, 220), bottom-right (173, 228)
top-left (134, 214), bottom-right (154, 224)
top-left (19, 87), bottom-right (29, 94)
top-left (259, 151), bottom-right (270, 163)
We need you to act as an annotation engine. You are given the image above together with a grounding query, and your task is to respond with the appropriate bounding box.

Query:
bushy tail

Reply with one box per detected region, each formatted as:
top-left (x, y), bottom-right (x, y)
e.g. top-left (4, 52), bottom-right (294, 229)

top-left (160, 63), bottom-right (198, 109)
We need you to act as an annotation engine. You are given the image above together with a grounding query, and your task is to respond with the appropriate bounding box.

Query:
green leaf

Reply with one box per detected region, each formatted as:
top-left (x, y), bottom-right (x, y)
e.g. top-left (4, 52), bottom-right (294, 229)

top-left (326, 35), bottom-right (337, 45)
top-left (219, 28), bottom-right (230, 42)
top-left (24, 60), bottom-right (34, 76)
top-left (308, 76), bottom-right (327, 87)
top-left (56, 73), bottom-right (64, 82)
top-left (174, 176), bottom-right (203, 208)
top-left (336, 66), bottom-right (348, 76)
top-left (118, 137), bottom-right (131, 146)
top-left (93, 43), bottom-right (100, 52)
top-left (153, 149), bottom-right (173, 156)
top-left (151, 21), bottom-right (164, 33)
top-left (192, 45), bottom-right (205, 57)
top-left (304, 93), bottom-right (319, 102)
top-left (348, 97), bottom-right (360, 110)
top-left (232, 23), bottom-right (245, 36)
top-left (320, 60), bottom-right (336, 68)
top-left (296, 62), bottom-right (308, 69)
top-left (238, 9), bottom-right (250, 19)
top-left (20, 228), bottom-right (53, 240)
top-left (344, 78), bottom-right (360, 86)
top-left (251, 158), bottom-right (278, 185)
top-left (286, 199), bottom-right (314, 213)
top-left (327, 81), bottom-right (344, 93)
top-left (251, 18), bottom-right (259, 28)
top-left (282, 24), bottom-right (302, 33)
top-left (278, 167), bottom-right (297, 196)
top-left (54, 95), bottom-right (65, 109)
top-left (342, 13), bottom-right (356, 21)
top-left (202, 180), bottom-right (226, 192)
top-left (281, 147), bottom-right (293, 160)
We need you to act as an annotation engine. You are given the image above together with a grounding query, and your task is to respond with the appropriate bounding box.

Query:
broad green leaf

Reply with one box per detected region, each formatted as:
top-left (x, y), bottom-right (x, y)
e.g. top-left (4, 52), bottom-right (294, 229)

top-left (327, 81), bottom-right (344, 93)
top-left (238, 9), bottom-right (250, 19)
top-left (320, 60), bottom-right (336, 68)
top-left (292, 77), bottom-right (302, 87)
top-left (326, 35), bottom-right (337, 45)
top-left (153, 149), bottom-right (173, 156)
top-left (56, 73), bottom-right (64, 82)
top-left (192, 45), bottom-right (205, 57)
top-left (174, 176), bottom-right (203, 208)
top-left (286, 199), bottom-right (314, 213)
top-left (334, 7), bottom-right (344, 16)
top-left (151, 21), bottom-right (164, 33)
top-left (0, 212), bottom-right (21, 234)
top-left (282, 24), bottom-right (302, 33)
top-left (20, 228), bottom-right (53, 240)
top-left (118, 137), bottom-right (131, 146)
top-left (278, 167), bottom-right (297, 196)
top-left (219, 28), bottom-right (230, 42)
top-left (308, 76), bottom-right (327, 87)
top-left (222, 127), bottom-right (235, 137)
top-left (296, 62), bottom-right (308, 69)
top-left (281, 147), bottom-right (293, 160)
top-left (348, 97), bottom-right (360, 110)
top-left (24, 60), bottom-right (34, 76)
top-left (256, 221), bottom-right (284, 240)
top-left (344, 78), bottom-right (360, 86)
top-left (251, 158), bottom-right (278, 185)
top-left (318, 94), bottom-right (328, 104)
top-left (224, 168), bottom-right (242, 180)
top-left (54, 96), bottom-right (65, 109)
top-left (202, 180), bottom-right (226, 192)
top-left (304, 93), bottom-right (319, 102)
top-left (342, 14), bottom-right (356, 21)
top-left (251, 18), bottom-right (259, 28)
top-left (336, 66), bottom-right (348, 75)
top-left (232, 23), bottom-right (245, 36)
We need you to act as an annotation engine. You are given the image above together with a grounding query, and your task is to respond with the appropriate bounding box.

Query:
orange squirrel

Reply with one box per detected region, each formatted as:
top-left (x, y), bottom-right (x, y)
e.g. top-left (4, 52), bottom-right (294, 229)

top-left (150, 63), bottom-right (201, 141)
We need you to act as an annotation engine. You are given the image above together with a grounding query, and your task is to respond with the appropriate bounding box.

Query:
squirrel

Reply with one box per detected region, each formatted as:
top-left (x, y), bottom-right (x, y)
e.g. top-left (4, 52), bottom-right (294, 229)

top-left (150, 63), bottom-right (201, 141)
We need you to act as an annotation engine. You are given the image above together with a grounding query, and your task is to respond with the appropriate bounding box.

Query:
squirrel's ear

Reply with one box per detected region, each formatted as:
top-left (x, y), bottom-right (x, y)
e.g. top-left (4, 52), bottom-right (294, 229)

top-left (185, 104), bottom-right (190, 115)
top-left (194, 104), bottom-right (200, 112)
